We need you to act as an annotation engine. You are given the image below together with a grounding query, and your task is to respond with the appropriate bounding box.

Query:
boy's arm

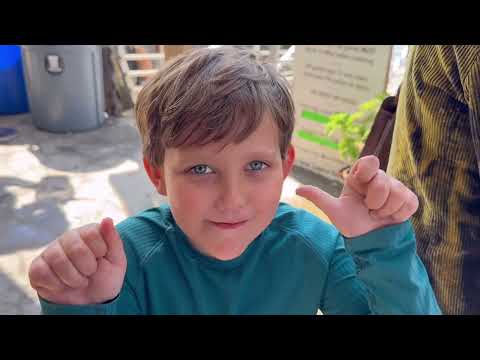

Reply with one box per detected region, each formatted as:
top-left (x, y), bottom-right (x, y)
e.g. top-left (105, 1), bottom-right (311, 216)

top-left (320, 220), bottom-right (441, 315)
top-left (296, 155), bottom-right (440, 314)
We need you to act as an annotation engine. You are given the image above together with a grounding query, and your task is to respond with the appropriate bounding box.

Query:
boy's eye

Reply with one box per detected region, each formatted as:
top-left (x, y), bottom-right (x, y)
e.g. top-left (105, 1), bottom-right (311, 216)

top-left (248, 161), bottom-right (268, 171)
top-left (189, 165), bottom-right (213, 175)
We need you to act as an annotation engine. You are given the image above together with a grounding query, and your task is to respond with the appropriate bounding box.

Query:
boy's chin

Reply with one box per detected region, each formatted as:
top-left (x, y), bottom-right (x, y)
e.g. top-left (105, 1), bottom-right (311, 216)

top-left (199, 230), bottom-right (260, 260)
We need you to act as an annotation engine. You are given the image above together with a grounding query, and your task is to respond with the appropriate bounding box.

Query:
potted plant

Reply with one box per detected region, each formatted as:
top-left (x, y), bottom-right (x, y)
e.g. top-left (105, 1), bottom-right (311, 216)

top-left (324, 93), bottom-right (387, 180)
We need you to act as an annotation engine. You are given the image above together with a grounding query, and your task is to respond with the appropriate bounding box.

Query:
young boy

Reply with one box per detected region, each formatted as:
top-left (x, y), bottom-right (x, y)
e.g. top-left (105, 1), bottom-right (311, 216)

top-left (29, 47), bottom-right (441, 315)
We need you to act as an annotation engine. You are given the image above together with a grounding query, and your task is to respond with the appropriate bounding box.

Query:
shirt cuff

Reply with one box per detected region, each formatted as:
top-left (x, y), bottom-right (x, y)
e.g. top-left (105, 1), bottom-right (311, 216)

top-left (39, 295), bottom-right (119, 315)
top-left (344, 220), bottom-right (414, 254)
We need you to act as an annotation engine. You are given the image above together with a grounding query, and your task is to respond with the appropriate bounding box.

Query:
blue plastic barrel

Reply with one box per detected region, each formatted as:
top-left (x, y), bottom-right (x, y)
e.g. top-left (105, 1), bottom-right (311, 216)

top-left (0, 45), bottom-right (29, 114)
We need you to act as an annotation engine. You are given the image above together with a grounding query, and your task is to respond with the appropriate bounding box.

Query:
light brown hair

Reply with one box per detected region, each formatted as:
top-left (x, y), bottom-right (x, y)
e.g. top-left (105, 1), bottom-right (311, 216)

top-left (135, 46), bottom-right (295, 167)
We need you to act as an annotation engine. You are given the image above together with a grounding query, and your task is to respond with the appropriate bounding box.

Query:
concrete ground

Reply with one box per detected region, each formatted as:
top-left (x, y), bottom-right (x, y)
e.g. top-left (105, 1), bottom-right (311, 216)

top-left (0, 112), bottom-right (341, 314)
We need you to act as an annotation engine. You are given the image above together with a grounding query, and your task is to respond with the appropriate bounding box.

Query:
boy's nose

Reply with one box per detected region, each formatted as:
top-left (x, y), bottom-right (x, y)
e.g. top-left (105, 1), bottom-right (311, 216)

top-left (215, 178), bottom-right (247, 213)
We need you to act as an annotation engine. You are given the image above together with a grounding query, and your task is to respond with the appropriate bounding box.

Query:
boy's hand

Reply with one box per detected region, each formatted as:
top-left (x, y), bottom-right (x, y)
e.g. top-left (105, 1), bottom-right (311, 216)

top-left (296, 155), bottom-right (418, 238)
top-left (28, 218), bottom-right (127, 305)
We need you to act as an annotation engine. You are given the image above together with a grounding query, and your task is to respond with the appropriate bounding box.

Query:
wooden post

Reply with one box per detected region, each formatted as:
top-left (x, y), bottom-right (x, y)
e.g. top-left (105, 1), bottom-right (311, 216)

top-left (164, 45), bottom-right (193, 61)
top-left (101, 46), bottom-right (134, 117)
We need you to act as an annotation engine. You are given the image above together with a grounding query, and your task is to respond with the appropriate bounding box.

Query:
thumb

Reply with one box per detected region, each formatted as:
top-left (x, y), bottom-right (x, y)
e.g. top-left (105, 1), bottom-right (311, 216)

top-left (344, 155), bottom-right (379, 196)
top-left (296, 185), bottom-right (339, 219)
top-left (99, 218), bottom-right (126, 266)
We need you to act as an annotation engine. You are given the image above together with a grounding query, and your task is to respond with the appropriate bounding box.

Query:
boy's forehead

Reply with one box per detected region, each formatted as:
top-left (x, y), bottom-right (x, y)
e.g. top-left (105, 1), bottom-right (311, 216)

top-left (166, 115), bottom-right (281, 160)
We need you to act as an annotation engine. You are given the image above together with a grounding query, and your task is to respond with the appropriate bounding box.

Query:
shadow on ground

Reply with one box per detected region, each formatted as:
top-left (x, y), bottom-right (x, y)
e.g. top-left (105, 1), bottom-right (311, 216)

top-left (0, 271), bottom-right (39, 315)
top-left (109, 169), bottom-right (167, 216)
top-left (0, 175), bottom-right (72, 255)
top-left (1, 113), bottom-right (141, 173)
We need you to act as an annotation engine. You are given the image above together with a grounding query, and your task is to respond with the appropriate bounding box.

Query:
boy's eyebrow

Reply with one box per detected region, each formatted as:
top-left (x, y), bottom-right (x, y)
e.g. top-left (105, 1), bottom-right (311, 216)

top-left (172, 148), bottom-right (280, 163)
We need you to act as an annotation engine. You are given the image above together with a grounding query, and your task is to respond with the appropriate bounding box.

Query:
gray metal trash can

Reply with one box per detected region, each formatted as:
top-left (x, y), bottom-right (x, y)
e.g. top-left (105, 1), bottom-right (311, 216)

top-left (22, 45), bottom-right (105, 133)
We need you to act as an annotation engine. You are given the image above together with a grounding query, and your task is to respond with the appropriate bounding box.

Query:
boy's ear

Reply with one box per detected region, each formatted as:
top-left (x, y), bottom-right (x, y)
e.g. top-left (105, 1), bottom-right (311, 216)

top-left (282, 144), bottom-right (296, 179)
top-left (143, 157), bottom-right (167, 196)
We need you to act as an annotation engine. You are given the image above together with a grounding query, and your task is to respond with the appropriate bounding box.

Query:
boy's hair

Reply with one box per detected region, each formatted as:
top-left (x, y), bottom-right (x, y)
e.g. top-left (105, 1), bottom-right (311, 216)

top-left (135, 46), bottom-right (295, 167)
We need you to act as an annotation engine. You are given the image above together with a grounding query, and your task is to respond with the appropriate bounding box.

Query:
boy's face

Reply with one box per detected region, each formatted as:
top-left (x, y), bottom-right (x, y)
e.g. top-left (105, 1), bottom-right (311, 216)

top-left (144, 115), bottom-right (295, 260)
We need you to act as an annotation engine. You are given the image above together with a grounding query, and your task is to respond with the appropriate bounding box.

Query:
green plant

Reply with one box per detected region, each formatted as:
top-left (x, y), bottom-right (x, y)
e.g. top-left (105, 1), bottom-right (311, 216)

top-left (325, 93), bottom-right (388, 162)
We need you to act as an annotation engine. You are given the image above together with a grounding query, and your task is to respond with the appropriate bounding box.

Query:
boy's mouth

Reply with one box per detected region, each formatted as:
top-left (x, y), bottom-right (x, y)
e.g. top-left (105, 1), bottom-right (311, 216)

top-left (209, 220), bottom-right (248, 230)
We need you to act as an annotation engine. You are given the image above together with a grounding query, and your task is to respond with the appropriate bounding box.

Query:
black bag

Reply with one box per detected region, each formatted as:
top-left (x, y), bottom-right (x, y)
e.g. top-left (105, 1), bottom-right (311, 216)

top-left (359, 90), bottom-right (399, 170)
top-left (338, 86), bottom-right (400, 179)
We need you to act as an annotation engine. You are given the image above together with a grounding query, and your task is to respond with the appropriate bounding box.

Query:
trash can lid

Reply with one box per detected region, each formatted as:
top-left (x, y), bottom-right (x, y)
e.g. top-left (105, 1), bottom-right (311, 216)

top-left (22, 45), bottom-right (99, 53)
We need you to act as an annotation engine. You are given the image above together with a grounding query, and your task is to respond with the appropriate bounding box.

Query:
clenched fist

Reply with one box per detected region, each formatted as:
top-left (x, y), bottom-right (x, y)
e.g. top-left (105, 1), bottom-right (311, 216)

top-left (296, 155), bottom-right (419, 238)
top-left (29, 218), bottom-right (127, 305)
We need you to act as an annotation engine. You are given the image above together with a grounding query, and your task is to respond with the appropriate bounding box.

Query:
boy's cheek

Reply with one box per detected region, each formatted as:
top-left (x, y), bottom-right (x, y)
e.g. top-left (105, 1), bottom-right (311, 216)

top-left (169, 185), bottom-right (208, 211)
top-left (252, 180), bottom-right (285, 209)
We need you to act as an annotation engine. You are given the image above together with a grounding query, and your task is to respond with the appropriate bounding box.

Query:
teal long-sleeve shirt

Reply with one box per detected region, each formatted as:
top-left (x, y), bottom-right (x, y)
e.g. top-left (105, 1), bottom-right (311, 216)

top-left (39, 203), bottom-right (441, 315)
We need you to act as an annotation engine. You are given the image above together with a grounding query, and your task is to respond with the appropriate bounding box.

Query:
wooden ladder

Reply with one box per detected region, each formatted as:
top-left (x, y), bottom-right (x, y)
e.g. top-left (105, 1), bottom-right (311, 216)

top-left (117, 45), bottom-right (165, 102)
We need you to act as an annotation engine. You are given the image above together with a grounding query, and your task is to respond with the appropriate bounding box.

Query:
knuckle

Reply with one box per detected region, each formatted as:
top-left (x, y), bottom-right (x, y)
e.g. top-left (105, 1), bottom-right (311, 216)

top-left (45, 249), bottom-right (68, 269)
top-left (379, 201), bottom-right (396, 216)
top-left (392, 212), bottom-right (409, 222)
top-left (392, 178), bottom-right (406, 194)
top-left (57, 232), bottom-right (79, 256)
top-left (374, 175), bottom-right (389, 192)
top-left (376, 169), bottom-right (386, 179)
top-left (78, 255), bottom-right (98, 276)
top-left (28, 258), bottom-right (44, 284)
top-left (392, 199), bottom-right (417, 223)
top-left (83, 262), bottom-right (98, 277)
top-left (29, 257), bottom-right (58, 290)
top-left (79, 224), bottom-right (100, 242)
top-left (69, 240), bottom-right (90, 258)
top-left (32, 262), bottom-right (48, 279)
top-left (57, 229), bottom-right (77, 245)
top-left (406, 195), bottom-right (419, 213)
top-left (79, 224), bottom-right (107, 256)
top-left (389, 187), bottom-right (405, 206)
top-left (70, 276), bottom-right (87, 288)
top-left (411, 192), bottom-right (419, 206)
top-left (377, 207), bottom-right (390, 217)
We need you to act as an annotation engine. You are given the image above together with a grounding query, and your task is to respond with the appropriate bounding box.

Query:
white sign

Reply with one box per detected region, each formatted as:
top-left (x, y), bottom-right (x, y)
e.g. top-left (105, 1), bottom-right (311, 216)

top-left (292, 45), bottom-right (393, 179)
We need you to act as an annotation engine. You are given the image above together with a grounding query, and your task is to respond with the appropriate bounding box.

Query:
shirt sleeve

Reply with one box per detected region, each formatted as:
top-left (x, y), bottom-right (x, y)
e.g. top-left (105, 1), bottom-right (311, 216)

top-left (39, 278), bottom-right (142, 315)
top-left (462, 55), bottom-right (480, 175)
top-left (321, 220), bottom-right (442, 315)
